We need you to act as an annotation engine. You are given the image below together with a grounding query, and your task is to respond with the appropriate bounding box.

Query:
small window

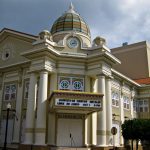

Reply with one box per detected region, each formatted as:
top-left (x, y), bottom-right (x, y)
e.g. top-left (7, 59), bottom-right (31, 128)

top-left (138, 99), bottom-right (149, 112)
top-left (4, 84), bottom-right (17, 101)
top-left (133, 100), bottom-right (138, 112)
top-left (123, 96), bottom-right (130, 110)
top-left (112, 91), bottom-right (119, 107)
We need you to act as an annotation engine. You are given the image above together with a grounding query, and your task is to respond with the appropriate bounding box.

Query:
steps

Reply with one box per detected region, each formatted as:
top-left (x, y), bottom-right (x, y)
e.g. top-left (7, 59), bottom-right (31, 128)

top-left (51, 147), bottom-right (91, 150)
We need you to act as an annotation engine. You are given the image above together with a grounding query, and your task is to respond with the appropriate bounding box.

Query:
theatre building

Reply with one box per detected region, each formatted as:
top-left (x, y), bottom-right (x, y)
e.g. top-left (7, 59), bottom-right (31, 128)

top-left (0, 4), bottom-right (150, 150)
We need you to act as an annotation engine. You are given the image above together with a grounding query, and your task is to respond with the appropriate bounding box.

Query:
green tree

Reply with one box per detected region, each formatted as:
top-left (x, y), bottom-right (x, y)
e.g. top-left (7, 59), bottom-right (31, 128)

top-left (121, 119), bottom-right (150, 150)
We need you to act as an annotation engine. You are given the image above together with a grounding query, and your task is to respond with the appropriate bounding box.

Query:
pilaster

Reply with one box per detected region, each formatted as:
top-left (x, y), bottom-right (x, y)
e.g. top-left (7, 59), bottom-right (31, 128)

top-left (105, 78), bottom-right (112, 145)
top-left (120, 83), bottom-right (124, 145)
top-left (12, 77), bottom-right (24, 143)
top-left (35, 71), bottom-right (48, 145)
top-left (97, 75), bottom-right (106, 146)
top-left (91, 78), bottom-right (98, 145)
top-left (24, 72), bottom-right (37, 144)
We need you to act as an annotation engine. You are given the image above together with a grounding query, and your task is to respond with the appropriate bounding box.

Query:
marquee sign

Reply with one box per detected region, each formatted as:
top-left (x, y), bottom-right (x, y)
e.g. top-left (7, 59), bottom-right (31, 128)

top-left (55, 99), bottom-right (101, 108)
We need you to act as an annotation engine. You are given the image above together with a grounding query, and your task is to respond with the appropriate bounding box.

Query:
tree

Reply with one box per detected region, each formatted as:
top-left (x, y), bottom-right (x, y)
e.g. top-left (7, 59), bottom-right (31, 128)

top-left (121, 119), bottom-right (150, 150)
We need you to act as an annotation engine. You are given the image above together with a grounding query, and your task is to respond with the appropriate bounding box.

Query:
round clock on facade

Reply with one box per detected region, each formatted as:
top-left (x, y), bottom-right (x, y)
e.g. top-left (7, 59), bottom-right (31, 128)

top-left (67, 37), bottom-right (79, 48)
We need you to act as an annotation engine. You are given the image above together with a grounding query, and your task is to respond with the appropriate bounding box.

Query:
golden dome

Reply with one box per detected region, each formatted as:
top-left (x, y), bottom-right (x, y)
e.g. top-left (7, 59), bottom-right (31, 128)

top-left (50, 3), bottom-right (90, 37)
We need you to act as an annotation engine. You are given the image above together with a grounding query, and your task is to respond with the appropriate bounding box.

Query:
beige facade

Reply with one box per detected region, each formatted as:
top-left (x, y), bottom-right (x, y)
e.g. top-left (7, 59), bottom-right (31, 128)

top-left (0, 4), bottom-right (150, 150)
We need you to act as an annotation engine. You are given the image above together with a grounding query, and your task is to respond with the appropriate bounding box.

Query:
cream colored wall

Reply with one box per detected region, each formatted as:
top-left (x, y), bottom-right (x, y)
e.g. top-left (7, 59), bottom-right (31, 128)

top-left (0, 67), bottom-right (30, 144)
top-left (0, 36), bottom-right (33, 68)
top-left (47, 74), bottom-right (57, 145)
top-left (48, 113), bottom-right (56, 145)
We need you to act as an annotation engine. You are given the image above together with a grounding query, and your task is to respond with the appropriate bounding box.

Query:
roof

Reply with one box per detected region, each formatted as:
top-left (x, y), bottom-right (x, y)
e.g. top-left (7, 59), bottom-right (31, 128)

top-left (134, 78), bottom-right (150, 85)
top-left (0, 28), bottom-right (38, 43)
top-left (50, 3), bottom-right (90, 37)
top-left (0, 28), bottom-right (38, 38)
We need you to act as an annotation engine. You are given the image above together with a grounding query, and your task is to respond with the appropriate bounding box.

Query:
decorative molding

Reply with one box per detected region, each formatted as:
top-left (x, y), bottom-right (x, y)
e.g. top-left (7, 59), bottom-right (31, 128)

top-left (25, 128), bottom-right (34, 133)
top-left (35, 128), bottom-right (46, 133)
top-left (97, 130), bottom-right (106, 135)
top-left (57, 113), bottom-right (84, 119)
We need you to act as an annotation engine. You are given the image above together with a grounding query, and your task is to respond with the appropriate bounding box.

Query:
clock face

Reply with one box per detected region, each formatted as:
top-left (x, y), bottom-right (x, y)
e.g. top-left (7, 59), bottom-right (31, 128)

top-left (67, 37), bottom-right (79, 48)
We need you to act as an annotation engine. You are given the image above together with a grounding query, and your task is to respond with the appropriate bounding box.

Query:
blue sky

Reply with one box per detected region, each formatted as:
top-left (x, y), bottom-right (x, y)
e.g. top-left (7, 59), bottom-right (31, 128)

top-left (1, 0), bottom-right (150, 48)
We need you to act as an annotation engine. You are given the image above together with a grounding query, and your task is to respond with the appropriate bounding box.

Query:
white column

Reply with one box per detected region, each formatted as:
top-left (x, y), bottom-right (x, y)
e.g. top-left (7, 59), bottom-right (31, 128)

top-left (131, 100), bottom-right (134, 118)
top-left (105, 78), bottom-right (112, 145)
top-left (131, 90), bottom-right (135, 119)
top-left (92, 112), bottom-right (97, 145)
top-left (12, 83), bottom-right (23, 143)
top-left (91, 78), bottom-right (98, 145)
top-left (35, 71), bottom-right (48, 145)
top-left (97, 75), bottom-right (106, 146)
top-left (24, 73), bottom-right (37, 144)
top-left (85, 76), bottom-right (91, 146)
top-left (120, 86), bottom-right (124, 145)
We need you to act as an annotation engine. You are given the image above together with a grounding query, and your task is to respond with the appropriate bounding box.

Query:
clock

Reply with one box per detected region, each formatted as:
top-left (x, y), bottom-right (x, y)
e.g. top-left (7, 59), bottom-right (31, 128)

top-left (67, 37), bottom-right (79, 48)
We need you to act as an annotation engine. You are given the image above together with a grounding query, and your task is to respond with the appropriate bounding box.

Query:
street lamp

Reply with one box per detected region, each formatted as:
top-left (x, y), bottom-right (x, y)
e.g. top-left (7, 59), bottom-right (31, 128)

top-left (3, 103), bottom-right (11, 150)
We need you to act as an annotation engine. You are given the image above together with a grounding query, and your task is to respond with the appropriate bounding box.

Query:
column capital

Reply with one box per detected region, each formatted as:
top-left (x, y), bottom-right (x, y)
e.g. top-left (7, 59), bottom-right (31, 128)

top-left (96, 74), bottom-right (105, 78)
top-left (39, 71), bottom-right (48, 75)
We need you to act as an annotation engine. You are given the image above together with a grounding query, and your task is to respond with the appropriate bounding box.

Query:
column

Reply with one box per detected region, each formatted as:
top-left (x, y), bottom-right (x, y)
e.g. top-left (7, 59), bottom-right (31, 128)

top-left (12, 82), bottom-right (23, 143)
top-left (24, 73), bottom-right (37, 144)
top-left (105, 78), bottom-right (112, 145)
top-left (85, 76), bottom-right (91, 146)
top-left (131, 90), bottom-right (135, 119)
top-left (35, 71), bottom-right (48, 145)
top-left (92, 112), bottom-right (97, 145)
top-left (92, 78), bottom-right (98, 145)
top-left (131, 100), bottom-right (134, 118)
top-left (120, 85), bottom-right (124, 145)
top-left (97, 75), bottom-right (106, 146)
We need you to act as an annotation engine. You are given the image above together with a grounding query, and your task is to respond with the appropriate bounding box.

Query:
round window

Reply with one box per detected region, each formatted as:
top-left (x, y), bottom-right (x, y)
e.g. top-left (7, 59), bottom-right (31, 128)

top-left (73, 81), bottom-right (82, 90)
top-left (2, 49), bottom-right (11, 60)
top-left (60, 80), bottom-right (70, 89)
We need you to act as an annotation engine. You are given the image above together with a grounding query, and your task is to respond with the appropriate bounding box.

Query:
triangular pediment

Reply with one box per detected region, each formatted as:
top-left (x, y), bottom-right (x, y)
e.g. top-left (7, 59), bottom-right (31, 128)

top-left (0, 29), bottom-right (37, 69)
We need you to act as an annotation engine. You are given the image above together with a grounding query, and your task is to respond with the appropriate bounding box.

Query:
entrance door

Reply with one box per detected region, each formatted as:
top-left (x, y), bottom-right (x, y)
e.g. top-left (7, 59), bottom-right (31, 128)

top-left (57, 118), bottom-right (83, 147)
top-left (112, 123), bottom-right (120, 146)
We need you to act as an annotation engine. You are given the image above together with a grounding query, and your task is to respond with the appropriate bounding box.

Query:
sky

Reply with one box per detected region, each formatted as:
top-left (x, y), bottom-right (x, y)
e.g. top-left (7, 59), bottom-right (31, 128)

top-left (1, 0), bottom-right (150, 48)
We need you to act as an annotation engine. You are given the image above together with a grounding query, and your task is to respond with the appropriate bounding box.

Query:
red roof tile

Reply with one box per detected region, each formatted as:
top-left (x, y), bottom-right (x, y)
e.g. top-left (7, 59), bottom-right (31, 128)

top-left (134, 78), bottom-right (150, 84)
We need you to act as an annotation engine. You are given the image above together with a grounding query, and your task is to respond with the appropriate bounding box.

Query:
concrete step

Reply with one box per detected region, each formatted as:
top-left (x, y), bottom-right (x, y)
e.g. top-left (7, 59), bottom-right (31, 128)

top-left (51, 147), bottom-right (91, 150)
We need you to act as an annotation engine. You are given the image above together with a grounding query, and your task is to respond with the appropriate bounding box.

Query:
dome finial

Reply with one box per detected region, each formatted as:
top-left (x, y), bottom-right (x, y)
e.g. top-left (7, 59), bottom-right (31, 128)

top-left (67, 2), bottom-right (77, 14)
top-left (69, 2), bottom-right (74, 11)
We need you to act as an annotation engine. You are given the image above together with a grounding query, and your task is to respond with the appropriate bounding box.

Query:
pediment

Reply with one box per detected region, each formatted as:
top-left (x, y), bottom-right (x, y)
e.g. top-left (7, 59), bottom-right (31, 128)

top-left (0, 31), bottom-right (36, 69)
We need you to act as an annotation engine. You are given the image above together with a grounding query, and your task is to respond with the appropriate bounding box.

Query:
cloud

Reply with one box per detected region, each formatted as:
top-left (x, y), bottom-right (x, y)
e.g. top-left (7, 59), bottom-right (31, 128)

top-left (88, 0), bottom-right (150, 47)
top-left (1, 0), bottom-right (150, 48)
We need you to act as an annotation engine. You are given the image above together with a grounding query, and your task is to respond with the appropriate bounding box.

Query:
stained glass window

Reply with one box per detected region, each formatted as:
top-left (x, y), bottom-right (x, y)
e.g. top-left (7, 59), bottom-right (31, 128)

top-left (59, 76), bottom-right (84, 91)
top-left (4, 84), bottom-right (17, 101)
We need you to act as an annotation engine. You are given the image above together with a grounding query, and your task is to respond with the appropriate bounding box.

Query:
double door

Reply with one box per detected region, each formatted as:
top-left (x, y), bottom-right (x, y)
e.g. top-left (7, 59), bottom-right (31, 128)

top-left (57, 118), bottom-right (83, 147)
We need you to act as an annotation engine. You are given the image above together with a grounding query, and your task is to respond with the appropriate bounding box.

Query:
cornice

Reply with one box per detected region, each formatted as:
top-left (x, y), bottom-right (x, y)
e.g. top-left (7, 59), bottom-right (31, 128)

top-left (112, 68), bottom-right (141, 87)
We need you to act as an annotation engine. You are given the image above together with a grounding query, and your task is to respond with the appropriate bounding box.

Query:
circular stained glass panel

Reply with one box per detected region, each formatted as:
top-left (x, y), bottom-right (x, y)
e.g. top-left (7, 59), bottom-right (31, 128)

top-left (60, 80), bottom-right (70, 89)
top-left (73, 81), bottom-right (82, 90)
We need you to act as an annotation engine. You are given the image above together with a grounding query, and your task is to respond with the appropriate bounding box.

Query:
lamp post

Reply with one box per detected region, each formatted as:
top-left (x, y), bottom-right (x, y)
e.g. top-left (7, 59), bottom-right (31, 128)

top-left (3, 103), bottom-right (11, 150)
